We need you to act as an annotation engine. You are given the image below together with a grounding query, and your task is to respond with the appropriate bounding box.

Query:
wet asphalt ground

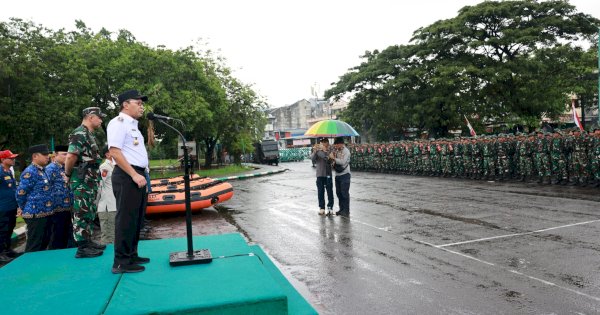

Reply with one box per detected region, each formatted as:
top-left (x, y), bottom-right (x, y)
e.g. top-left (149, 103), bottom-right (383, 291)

top-left (147, 160), bottom-right (600, 314)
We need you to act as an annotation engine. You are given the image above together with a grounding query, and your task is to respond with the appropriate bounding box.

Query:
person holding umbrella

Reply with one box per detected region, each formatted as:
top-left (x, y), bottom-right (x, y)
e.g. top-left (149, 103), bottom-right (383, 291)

top-left (330, 137), bottom-right (351, 217)
top-left (310, 138), bottom-right (334, 216)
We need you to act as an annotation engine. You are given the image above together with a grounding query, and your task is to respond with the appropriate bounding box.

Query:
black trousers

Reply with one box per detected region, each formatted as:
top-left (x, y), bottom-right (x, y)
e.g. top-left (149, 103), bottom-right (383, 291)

top-left (112, 166), bottom-right (147, 266)
top-left (0, 209), bottom-right (17, 253)
top-left (335, 173), bottom-right (351, 214)
top-left (24, 216), bottom-right (51, 252)
top-left (49, 210), bottom-right (73, 249)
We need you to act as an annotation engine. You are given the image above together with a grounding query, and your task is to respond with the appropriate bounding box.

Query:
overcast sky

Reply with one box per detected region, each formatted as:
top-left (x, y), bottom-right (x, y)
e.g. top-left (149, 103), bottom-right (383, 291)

top-left (2, 0), bottom-right (599, 108)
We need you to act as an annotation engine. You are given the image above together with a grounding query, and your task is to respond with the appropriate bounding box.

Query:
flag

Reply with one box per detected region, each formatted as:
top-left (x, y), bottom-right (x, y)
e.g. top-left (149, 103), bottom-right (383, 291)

top-left (464, 115), bottom-right (477, 137)
top-left (572, 99), bottom-right (583, 131)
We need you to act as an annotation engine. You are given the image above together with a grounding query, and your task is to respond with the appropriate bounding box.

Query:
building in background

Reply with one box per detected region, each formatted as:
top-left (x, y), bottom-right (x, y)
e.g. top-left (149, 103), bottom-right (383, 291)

top-left (268, 98), bottom-right (349, 148)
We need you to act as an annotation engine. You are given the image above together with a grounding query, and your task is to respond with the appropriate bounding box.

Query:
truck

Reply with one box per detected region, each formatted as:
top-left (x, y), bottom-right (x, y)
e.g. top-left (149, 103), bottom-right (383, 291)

top-left (254, 139), bottom-right (280, 166)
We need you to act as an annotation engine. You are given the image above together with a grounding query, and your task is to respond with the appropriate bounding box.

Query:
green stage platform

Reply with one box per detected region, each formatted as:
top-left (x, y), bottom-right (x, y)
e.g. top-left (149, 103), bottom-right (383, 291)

top-left (0, 233), bottom-right (317, 315)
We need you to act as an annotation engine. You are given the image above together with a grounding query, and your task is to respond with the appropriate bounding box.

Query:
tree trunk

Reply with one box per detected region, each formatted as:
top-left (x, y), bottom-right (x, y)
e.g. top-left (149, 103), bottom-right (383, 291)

top-left (203, 138), bottom-right (217, 168)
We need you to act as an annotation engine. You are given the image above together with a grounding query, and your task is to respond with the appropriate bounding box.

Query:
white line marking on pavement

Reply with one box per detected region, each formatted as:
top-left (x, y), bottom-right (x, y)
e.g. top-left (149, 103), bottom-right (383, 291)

top-left (437, 219), bottom-right (600, 248)
top-left (346, 217), bottom-right (600, 303)
top-left (405, 236), bottom-right (600, 302)
top-left (347, 217), bottom-right (390, 231)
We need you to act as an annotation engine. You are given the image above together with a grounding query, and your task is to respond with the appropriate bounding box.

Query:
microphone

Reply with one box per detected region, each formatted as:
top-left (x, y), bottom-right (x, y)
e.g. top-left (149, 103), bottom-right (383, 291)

top-left (147, 112), bottom-right (174, 121)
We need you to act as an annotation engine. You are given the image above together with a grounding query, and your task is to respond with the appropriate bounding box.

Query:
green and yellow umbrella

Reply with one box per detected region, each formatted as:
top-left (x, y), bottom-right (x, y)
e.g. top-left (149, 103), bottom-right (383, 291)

top-left (304, 119), bottom-right (359, 137)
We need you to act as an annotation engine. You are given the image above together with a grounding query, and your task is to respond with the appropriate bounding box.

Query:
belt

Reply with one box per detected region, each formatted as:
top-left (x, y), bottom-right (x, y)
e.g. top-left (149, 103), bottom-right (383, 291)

top-left (76, 163), bottom-right (99, 168)
top-left (115, 165), bottom-right (146, 172)
top-left (132, 165), bottom-right (146, 172)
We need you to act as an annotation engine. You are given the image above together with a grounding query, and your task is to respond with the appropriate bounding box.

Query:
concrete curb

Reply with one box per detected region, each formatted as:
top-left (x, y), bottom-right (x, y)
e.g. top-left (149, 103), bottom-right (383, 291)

top-left (215, 168), bottom-right (288, 181)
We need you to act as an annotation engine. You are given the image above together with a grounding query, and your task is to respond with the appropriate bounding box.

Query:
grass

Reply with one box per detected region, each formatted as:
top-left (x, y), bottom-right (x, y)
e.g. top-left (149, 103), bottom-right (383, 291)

top-left (15, 216), bottom-right (25, 229)
top-left (149, 164), bottom-right (253, 179)
top-left (149, 159), bottom-right (179, 168)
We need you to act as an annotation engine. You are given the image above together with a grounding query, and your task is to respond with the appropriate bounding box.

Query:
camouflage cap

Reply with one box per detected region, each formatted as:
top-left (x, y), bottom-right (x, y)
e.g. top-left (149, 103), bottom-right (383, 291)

top-left (82, 107), bottom-right (106, 118)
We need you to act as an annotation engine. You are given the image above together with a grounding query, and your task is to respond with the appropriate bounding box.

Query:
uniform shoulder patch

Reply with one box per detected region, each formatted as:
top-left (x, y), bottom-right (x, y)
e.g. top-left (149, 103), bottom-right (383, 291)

top-left (23, 172), bottom-right (31, 179)
top-left (118, 117), bottom-right (124, 122)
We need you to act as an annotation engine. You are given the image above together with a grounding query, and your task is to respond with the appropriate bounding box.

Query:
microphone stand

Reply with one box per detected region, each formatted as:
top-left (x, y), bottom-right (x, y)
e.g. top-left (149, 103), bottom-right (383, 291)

top-left (155, 118), bottom-right (212, 266)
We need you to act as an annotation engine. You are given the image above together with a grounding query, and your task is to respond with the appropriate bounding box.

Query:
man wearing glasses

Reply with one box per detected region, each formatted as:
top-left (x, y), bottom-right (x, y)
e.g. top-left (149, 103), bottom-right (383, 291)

top-left (107, 90), bottom-right (150, 274)
top-left (65, 107), bottom-right (107, 258)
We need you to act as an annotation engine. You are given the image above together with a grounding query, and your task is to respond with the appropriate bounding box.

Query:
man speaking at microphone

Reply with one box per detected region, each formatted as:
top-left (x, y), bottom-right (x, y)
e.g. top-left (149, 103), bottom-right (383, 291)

top-left (107, 89), bottom-right (151, 274)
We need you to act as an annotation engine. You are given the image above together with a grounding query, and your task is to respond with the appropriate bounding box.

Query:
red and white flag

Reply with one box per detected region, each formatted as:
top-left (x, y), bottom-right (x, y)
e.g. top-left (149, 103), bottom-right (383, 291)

top-left (572, 99), bottom-right (583, 131)
top-left (464, 115), bottom-right (477, 137)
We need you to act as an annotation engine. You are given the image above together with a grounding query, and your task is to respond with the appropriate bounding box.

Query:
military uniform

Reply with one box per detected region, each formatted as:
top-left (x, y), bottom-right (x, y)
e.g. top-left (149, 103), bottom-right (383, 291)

top-left (534, 133), bottom-right (551, 183)
top-left (68, 124), bottom-right (102, 243)
top-left (589, 129), bottom-right (600, 186)
top-left (482, 138), bottom-right (496, 180)
top-left (550, 133), bottom-right (568, 185)
top-left (571, 132), bottom-right (589, 185)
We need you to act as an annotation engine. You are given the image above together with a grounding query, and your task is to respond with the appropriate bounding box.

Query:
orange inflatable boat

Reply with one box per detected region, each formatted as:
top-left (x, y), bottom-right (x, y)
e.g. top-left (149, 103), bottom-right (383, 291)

top-left (146, 178), bottom-right (233, 214)
top-left (150, 174), bottom-right (203, 186)
top-left (150, 177), bottom-right (216, 193)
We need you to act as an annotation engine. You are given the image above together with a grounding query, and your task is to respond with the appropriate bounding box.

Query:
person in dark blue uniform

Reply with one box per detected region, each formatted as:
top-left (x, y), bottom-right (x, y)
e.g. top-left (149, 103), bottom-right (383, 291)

top-left (46, 145), bottom-right (74, 249)
top-left (0, 149), bottom-right (20, 262)
top-left (16, 144), bottom-right (54, 252)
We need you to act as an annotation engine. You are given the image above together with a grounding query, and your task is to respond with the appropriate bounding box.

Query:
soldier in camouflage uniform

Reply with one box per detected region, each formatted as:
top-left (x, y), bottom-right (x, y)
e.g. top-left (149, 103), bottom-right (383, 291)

top-left (412, 141), bottom-right (421, 175)
top-left (421, 141), bottom-right (430, 175)
top-left (533, 131), bottom-right (551, 184)
top-left (570, 129), bottom-right (589, 186)
top-left (496, 135), bottom-right (510, 181)
top-left (472, 138), bottom-right (483, 179)
top-left (516, 134), bottom-right (533, 181)
top-left (550, 131), bottom-right (568, 185)
top-left (405, 143), bottom-right (414, 174)
top-left (589, 126), bottom-right (600, 187)
top-left (482, 137), bottom-right (496, 180)
top-left (453, 138), bottom-right (464, 178)
top-left (506, 135), bottom-right (518, 179)
top-left (64, 107), bottom-right (107, 258)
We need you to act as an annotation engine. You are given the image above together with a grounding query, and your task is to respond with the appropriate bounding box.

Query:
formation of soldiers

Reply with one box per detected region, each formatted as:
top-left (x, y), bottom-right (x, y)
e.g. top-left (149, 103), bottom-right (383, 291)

top-left (348, 128), bottom-right (600, 187)
top-left (280, 147), bottom-right (311, 162)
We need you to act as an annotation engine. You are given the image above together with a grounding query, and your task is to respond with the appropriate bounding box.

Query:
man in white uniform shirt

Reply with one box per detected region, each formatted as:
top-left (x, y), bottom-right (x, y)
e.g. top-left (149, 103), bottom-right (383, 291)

top-left (97, 146), bottom-right (116, 244)
top-left (107, 89), bottom-right (150, 274)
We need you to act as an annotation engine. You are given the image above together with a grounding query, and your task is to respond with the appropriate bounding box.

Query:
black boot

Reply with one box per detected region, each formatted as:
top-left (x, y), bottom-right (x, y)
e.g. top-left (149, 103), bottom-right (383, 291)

top-left (88, 240), bottom-right (106, 250)
top-left (75, 241), bottom-right (103, 258)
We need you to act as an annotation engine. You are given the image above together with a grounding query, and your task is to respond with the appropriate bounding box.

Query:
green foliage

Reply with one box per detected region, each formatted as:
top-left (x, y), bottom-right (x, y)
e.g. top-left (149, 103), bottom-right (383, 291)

top-left (0, 18), bottom-right (265, 164)
top-left (149, 164), bottom-right (252, 179)
top-left (325, 0), bottom-right (600, 141)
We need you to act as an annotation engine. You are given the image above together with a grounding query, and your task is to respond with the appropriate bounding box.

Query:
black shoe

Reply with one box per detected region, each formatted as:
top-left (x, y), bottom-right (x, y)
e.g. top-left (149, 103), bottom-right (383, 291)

top-left (112, 263), bottom-right (145, 274)
top-left (335, 211), bottom-right (350, 217)
top-left (0, 253), bottom-right (13, 263)
top-left (75, 242), bottom-right (103, 258)
top-left (88, 240), bottom-right (107, 250)
top-left (4, 249), bottom-right (22, 258)
top-left (132, 256), bottom-right (150, 264)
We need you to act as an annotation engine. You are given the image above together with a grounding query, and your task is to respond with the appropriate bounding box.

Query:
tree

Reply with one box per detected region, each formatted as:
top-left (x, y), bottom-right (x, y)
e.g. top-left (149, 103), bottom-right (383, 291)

top-left (326, 0), bottom-right (600, 140)
top-left (0, 18), bottom-right (265, 168)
